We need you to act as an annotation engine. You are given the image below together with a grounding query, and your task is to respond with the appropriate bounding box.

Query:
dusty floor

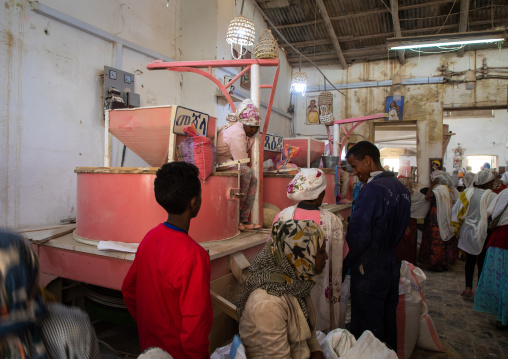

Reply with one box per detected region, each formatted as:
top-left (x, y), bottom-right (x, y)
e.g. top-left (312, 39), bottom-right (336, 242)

top-left (95, 260), bottom-right (508, 358)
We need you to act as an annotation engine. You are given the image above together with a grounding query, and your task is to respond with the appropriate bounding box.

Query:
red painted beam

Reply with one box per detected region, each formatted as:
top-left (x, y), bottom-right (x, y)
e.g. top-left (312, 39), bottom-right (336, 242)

top-left (147, 59), bottom-right (279, 70)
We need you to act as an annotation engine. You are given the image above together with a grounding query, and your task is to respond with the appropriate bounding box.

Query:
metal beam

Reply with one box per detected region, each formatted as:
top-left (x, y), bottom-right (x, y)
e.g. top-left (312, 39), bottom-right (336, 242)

top-left (458, 0), bottom-right (470, 57)
top-left (30, 1), bottom-right (174, 62)
top-left (281, 18), bottom-right (507, 49)
top-left (315, 0), bottom-right (347, 68)
top-left (390, 0), bottom-right (406, 64)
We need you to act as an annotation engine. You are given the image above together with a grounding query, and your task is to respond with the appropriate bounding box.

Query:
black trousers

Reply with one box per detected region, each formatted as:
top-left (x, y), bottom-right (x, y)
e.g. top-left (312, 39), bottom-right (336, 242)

top-left (464, 234), bottom-right (490, 288)
top-left (350, 259), bottom-right (400, 352)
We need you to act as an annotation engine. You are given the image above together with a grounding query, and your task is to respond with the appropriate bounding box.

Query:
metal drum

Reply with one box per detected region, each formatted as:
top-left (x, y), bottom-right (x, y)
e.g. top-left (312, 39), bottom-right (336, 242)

top-left (75, 168), bottom-right (239, 243)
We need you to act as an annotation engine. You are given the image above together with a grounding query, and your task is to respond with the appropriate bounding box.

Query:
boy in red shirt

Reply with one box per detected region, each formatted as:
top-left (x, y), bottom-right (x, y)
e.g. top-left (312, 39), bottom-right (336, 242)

top-left (122, 162), bottom-right (213, 358)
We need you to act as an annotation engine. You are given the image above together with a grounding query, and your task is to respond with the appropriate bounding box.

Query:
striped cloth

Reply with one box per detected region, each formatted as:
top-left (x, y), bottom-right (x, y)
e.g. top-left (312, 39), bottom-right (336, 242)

top-left (39, 302), bottom-right (100, 359)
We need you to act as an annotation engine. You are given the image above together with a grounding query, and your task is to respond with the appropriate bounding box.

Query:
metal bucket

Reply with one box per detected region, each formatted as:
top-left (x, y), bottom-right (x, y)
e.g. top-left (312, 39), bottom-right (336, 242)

top-left (322, 156), bottom-right (340, 168)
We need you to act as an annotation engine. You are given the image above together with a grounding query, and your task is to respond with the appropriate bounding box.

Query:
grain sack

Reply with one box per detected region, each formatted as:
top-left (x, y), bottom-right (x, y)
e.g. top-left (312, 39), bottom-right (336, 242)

top-left (396, 278), bottom-right (422, 359)
top-left (400, 261), bottom-right (444, 353)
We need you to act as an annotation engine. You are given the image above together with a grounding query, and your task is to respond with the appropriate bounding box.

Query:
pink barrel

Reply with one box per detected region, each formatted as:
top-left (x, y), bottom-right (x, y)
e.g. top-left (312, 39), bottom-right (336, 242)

top-left (75, 168), bottom-right (239, 243)
top-left (263, 171), bottom-right (336, 210)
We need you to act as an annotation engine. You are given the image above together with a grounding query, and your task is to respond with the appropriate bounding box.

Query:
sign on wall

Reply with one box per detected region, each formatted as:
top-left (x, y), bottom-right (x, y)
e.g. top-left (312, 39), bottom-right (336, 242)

top-left (173, 106), bottom-right (209, 136)
top-left (264, 133), bottom-right (283, 152)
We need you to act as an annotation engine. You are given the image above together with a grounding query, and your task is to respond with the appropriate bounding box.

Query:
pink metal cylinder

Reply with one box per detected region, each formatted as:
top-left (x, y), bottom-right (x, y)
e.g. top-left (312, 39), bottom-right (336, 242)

top-left (76, 169), bottom-right (239, 243)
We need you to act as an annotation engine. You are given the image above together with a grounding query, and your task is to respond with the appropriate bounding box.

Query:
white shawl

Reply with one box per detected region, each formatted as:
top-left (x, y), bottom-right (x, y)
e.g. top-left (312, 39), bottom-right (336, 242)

top-left (451, 188), bottom-right (497, 255)
top-left (432, 185), bottom-right (455, 241)
top-left (488, 188), bottom-right (508, 227)
top-left (277, 205), bottom-right (344, 332)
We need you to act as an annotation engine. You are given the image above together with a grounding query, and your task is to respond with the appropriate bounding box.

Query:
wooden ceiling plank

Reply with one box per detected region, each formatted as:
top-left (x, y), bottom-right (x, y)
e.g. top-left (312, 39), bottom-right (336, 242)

top-left (458, 0), bottom-right (470, 57)
top-left (315, 0), bottom-right (347, 68)
top-left (390, 0), bottom-right (406, 64)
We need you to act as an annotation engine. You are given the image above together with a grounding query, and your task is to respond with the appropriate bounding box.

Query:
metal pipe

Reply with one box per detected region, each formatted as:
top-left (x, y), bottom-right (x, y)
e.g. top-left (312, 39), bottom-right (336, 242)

top-left (104, 110), bottom-right (111, 167)
top-left (250, 64), bottom-right (261, 225)
top-left (333, 123), bottom-right (340, 156)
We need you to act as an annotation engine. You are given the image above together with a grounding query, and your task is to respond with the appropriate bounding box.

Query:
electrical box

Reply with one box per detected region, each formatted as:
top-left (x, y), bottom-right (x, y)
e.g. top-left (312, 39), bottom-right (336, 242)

top-left (103, 66), bottom-right (139, 108)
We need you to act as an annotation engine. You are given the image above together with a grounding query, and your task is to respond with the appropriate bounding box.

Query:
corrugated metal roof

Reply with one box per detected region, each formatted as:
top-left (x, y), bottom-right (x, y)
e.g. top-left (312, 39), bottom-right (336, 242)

top-left (256, 0), bottom-right (508, 66)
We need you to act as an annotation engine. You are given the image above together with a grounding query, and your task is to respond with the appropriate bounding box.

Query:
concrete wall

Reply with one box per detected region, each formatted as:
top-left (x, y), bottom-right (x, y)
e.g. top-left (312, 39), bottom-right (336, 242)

top-left (213, 0), bottom-right (293, 136)
top-left (1, 0), bottom-right (292, 228)
top-left (295, 48), bottom-right (508, 185)
top-left (444, 110), bottom-right (508, 171)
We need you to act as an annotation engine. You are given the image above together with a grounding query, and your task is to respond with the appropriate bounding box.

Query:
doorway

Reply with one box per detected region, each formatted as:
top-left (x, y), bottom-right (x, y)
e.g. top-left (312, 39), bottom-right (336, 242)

top-left (374, 121), bottom-right (417, 177)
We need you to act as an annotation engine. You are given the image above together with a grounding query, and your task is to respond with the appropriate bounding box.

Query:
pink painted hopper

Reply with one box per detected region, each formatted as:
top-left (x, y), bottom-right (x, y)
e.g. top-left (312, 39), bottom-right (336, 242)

top-left (283, 137), bottom-right (325, 168)
top-left (108, 106), bottom-right (216, 167)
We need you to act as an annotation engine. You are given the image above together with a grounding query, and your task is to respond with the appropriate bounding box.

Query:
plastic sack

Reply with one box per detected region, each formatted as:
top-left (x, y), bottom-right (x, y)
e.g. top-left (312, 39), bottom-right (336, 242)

top-left (400, 261), bottom-right (444, 353)
top-left (275, 144), bottom-right (302, 170)
top-left (210, 343), bottom-right (230, 359)
top-left (229, 335), bottom-right (246, 359)
top-left (210, 335), bottom-right (246, 359)
top-left (321, 328), bottom-right (357, 359)
top-left (396, 278), bottom-right (422, 359)
top-left (176, 124), bottom-right (216, 182)
top-left (416, 300), bottom-right (445, 352)
top-left (341, 330), bottom-right (398, 359)
top-left (338, 275), bottom-right (351, 329)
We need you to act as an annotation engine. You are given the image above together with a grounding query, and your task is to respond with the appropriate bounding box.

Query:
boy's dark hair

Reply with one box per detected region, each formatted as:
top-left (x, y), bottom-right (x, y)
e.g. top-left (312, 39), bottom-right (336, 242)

top-left (346, 141), bottom-right (382, 166)
top-left (154, 162), bottom-right (201, 215)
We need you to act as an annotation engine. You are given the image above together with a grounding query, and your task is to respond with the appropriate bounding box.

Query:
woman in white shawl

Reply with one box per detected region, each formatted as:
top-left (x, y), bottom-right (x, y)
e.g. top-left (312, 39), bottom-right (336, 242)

top-left (451, 169), bottom-right (497, 297)
top-left (418, 170), bottom-right (460, 271)
top-left (272, 168), bottom-right (346, 331)
top-left (473, 188), bottom-right (508, 329)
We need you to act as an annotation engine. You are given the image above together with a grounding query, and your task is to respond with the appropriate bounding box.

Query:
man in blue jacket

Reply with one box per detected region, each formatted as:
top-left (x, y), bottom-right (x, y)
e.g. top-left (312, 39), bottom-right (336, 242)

top-left (344, 141), bottom-right (410, 352)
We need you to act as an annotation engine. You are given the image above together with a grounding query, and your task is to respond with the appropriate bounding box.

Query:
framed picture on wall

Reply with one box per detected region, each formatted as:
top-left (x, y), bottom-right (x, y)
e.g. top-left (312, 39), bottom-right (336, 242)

top-left (385, 96), bottom-right (404, 121)
top-left (430, 158), bottom-right (443, 173)
top-left (240, 51), bottom-right (251, 90)
top-left (306, 96), bottom-right (320, 125)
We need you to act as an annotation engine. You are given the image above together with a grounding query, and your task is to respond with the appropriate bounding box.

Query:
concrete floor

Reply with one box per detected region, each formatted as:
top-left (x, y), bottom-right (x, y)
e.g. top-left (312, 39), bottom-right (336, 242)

top-left (94, 260), bottom-right (508, 358)
top-left (411, 260), bottom-right (508, 359)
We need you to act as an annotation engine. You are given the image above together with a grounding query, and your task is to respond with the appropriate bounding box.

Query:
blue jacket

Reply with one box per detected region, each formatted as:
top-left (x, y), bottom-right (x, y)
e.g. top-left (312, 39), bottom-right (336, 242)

top-left (344, 171), bottom-right (411, 273)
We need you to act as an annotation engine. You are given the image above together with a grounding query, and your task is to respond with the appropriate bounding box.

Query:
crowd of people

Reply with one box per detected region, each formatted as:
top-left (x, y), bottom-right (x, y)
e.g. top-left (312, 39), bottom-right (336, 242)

top-left (2, 132), bottom-right (507, 358)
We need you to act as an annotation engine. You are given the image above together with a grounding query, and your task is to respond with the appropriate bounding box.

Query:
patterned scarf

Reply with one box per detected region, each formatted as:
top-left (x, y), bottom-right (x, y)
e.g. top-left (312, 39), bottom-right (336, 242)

top-left (236, 219), bottom-right (324, 322)
top-left (0, 229), bottom-right (47, 359)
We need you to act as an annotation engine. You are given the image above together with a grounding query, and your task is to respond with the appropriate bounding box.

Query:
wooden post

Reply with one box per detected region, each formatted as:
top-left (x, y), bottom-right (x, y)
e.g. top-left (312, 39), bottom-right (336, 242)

top-left (316, 0), bottom-right (347, 69)
top-left (390, 0), bottom-right (406, 64)
top-left (458, 0), bottom-right (470, 57)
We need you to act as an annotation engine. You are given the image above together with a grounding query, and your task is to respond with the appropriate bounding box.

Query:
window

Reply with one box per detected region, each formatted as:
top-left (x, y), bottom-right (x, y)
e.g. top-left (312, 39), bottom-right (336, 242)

top-left (466, 155), bottom-right (497, 172)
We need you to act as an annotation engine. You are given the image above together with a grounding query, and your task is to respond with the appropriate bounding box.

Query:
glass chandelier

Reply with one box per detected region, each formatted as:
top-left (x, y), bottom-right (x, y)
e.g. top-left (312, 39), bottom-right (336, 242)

top-left (226, 0), bottom-right (255, 59)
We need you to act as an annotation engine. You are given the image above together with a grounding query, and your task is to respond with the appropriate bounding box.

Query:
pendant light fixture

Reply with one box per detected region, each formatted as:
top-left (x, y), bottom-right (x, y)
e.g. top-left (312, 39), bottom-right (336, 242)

top-left (226, 0), bottom-right (255, 59)
top-left (291, 59), bottom-right (307, 96)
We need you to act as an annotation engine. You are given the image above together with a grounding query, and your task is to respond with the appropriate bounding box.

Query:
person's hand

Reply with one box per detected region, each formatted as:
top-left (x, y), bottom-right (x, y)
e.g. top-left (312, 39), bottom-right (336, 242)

top-left (430, 178), bottom-right (439, 189)
top-left (309, 351), bottom-right (325, 359)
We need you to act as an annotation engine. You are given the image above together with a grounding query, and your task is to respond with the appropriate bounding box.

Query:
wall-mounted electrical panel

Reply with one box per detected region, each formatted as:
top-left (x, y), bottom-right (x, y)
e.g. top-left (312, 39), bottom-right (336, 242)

top-left (103, 66), bottom-right (140, 109)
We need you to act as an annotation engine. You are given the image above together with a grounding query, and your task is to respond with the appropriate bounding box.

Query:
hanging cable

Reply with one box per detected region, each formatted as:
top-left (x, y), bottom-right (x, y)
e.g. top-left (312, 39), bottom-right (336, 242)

top-left (247, 0), bottom-right (347, 97)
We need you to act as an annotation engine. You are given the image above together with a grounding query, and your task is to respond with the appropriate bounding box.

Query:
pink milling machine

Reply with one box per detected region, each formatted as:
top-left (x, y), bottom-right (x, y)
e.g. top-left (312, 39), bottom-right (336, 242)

top-left (34, 59), bottom-right (369, 350)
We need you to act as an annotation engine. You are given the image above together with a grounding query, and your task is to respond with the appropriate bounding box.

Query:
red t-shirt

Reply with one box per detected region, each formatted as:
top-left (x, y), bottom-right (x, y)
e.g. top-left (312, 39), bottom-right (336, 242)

top-left (122, 224), bottom-right (213, 358)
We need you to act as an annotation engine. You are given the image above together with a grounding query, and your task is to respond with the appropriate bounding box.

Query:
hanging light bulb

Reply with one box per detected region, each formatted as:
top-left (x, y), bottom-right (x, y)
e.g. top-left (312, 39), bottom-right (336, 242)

top-left (291, 71), bottom-right (307, 96)
top-left (464, 70), bottom-right (476, 90)
top-left (226, 0), bottom-right (255, 59)
top-left (392, 74), bottom-right (403, 101)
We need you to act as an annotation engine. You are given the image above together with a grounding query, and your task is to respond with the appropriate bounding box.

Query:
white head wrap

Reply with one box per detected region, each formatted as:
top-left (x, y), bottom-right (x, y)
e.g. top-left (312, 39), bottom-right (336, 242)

top-left (226, 98), bottom-right (260, 126)
top-left (463, 172), bottom-right (475, 188)
top-left (287, 168), bottom-right (327, 202)
top-left (431, 170), bottom-right (459, 204)
top-left (474, 169), bottom-right (496, 186)
top-left (430, 170), bottom-right (454, 188)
